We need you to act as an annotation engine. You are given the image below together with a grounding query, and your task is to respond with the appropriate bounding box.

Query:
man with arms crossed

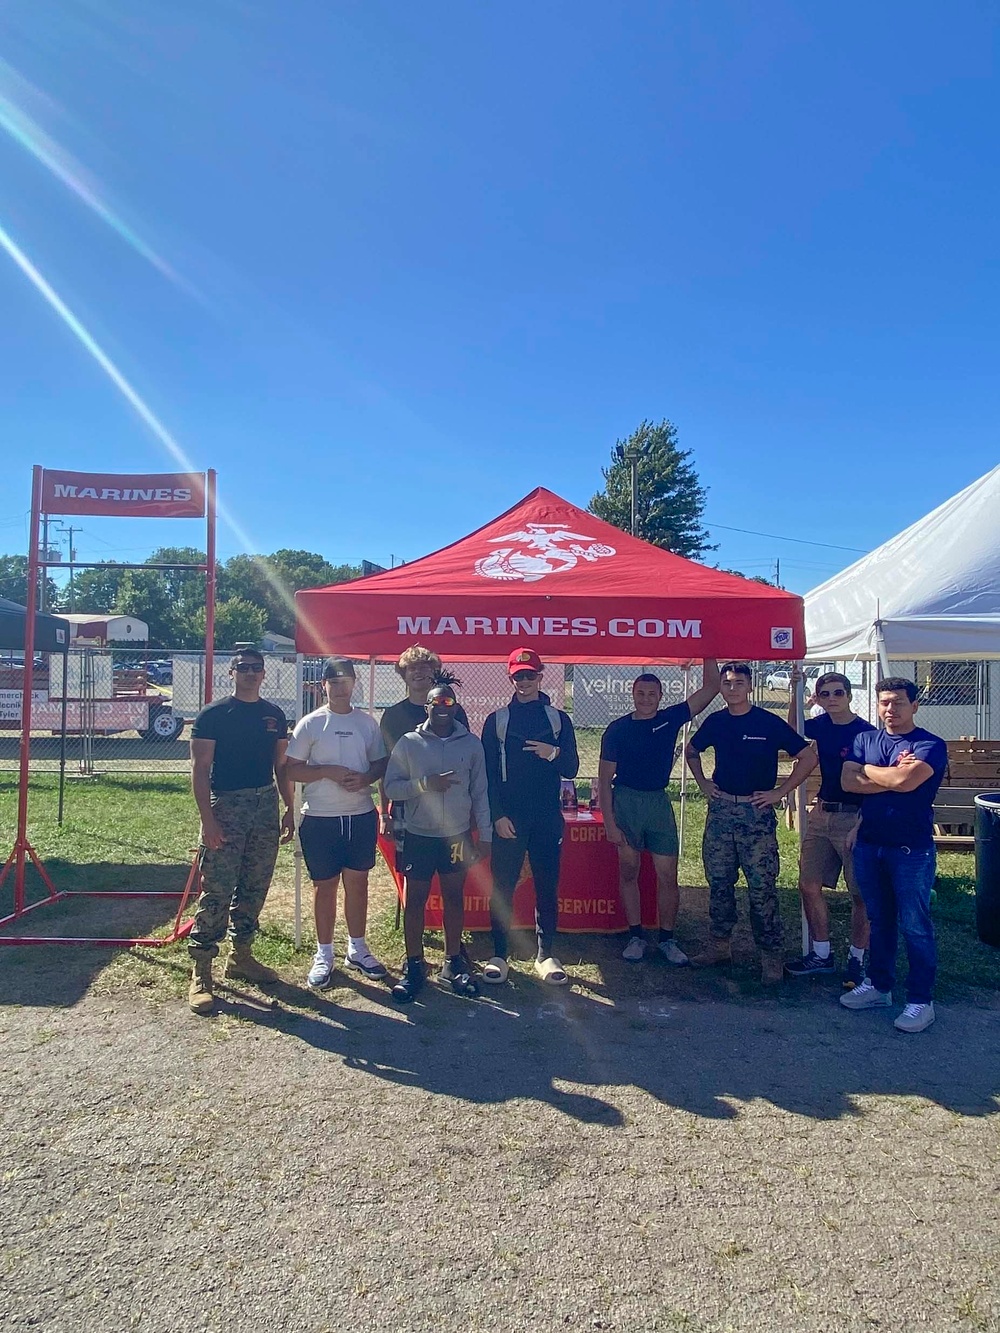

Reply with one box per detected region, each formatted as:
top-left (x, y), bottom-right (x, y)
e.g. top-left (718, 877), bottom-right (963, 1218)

top-left (482, 648), bottom-right (579, 986)
top-left (383, 684), bottom-right (490, 1003)
top-left (188, 649), bottom-right (295, 1015)
top-left (839, 677), bottom-right (947, 1033)
top-left (785, 670), bottom-right (874, 987)
top-left (285, 658), bottom-right (389, 989)
top-left (598, 662), bottom-right (720, 963)
top-left (685, 662), bottom-right (816, 983)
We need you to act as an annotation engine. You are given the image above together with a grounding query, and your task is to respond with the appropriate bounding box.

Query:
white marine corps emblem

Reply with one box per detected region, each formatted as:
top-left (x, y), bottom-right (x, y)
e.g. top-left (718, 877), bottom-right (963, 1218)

top-left (474, 523), bottom-right (616, 583)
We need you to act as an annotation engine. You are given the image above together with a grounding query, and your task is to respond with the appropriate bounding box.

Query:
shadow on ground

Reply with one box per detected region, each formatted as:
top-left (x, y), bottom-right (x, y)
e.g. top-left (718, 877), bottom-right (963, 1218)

top-left (0, 861), bottom-right (194, 1004)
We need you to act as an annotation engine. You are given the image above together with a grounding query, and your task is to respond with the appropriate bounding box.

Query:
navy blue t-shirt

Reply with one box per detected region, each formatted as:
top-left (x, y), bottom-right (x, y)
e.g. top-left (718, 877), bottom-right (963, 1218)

top-left (689, 705), bottom-right (809, 796)
top-left (849, 726), bottom-right (948, 847)
top-left (804, 713), bottom-right (876, 805)
top-left (600, 702), bottom-right (691, 791)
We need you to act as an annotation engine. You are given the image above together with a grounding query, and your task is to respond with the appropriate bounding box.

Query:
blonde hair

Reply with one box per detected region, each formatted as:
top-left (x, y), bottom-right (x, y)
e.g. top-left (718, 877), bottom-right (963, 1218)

top-left (395, 644), bottom-right (442, 679)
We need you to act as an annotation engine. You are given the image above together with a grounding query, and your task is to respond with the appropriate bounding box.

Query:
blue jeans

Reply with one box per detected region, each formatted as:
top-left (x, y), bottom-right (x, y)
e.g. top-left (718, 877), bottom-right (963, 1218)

top-left (852, 841), bottom-right (937, 1004)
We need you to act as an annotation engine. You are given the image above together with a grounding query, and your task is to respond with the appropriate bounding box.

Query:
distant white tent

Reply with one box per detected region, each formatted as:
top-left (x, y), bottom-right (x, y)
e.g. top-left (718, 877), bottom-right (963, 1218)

top-left (805, 464), bottom-right (1000, 664)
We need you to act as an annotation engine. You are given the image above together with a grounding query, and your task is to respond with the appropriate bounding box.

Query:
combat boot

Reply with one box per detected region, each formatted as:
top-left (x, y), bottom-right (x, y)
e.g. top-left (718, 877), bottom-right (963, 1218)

top-left (188, 952), bottom-right (215, 1016)
top-left (225, 939), bottom-right (279, 986)
top-left (689, 937), bottom-right (732, 968)
top-left (761, 951), bottom-right (785, 985)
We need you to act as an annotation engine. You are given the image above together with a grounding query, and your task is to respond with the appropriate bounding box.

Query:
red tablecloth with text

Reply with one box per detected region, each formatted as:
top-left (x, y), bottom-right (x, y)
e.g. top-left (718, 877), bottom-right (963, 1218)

top-left (378, 810), bottom-right (662, 933)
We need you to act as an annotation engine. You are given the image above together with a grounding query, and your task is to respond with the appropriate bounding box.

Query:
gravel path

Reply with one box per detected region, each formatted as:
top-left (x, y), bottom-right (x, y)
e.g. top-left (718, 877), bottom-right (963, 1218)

top-left (1, 965), bottom-right (998, 1333)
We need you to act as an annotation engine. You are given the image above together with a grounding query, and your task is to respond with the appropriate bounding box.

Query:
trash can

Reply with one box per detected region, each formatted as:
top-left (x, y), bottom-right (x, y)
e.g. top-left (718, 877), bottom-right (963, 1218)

top-left (973, 794), bottom-right (1000, 947)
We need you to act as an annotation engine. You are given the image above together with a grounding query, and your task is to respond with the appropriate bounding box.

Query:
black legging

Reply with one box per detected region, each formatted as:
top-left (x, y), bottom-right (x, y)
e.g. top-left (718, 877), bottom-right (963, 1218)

top-left (489, 807), bottom-right (564, 959)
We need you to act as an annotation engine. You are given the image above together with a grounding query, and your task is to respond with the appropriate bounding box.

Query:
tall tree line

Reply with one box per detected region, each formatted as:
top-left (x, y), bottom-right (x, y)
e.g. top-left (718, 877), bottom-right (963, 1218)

top-left (0, 549), bottom-right (360, 648)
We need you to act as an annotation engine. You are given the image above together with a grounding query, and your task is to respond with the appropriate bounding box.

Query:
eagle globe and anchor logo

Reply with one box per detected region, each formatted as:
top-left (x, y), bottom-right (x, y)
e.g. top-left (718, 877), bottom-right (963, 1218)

top-left (474, 523), bottom-right (617, 583)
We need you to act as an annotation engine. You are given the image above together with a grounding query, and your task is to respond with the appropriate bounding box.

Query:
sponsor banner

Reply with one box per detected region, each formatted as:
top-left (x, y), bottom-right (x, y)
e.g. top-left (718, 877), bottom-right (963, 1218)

top-left (0, 693), bottom-right (153, 731)
top-left (41, 470), bottom-right (206, 518)
top-left (572, 664), bottom-right (691, 729)
top-left (377, 810), bottom-right (661, 932)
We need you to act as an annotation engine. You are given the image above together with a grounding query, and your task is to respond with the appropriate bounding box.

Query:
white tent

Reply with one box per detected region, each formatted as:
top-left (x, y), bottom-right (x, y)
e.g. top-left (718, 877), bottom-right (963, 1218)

top-left (805, 464), bottom-right (1000, 664)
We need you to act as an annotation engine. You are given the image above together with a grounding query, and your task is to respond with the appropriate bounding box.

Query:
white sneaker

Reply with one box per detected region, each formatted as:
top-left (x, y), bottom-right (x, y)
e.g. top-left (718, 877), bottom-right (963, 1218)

top-left (306, 950), bottom-right (335, 990)
top-left (657, 939), bottom-right (689, 966)
top-left (839, 978), bottom-right (892, 1010)
top-left (344, 945), bottom-right (388, 980)
top-left (894, 1002), bottom-right (935, 1033)
top-left (622, 935), bottom-right (646, 962)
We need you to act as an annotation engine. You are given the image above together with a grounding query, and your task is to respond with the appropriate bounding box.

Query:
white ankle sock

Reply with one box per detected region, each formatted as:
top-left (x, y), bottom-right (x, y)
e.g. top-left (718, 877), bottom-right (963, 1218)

top-left (348, 935), bottom-right (367, 956)
top-left (813, 940), bottom-right (831, 959)
top-left (316, 942), bottom-right (334, 961)
top-left (849, 945), bottom-right (865, 961)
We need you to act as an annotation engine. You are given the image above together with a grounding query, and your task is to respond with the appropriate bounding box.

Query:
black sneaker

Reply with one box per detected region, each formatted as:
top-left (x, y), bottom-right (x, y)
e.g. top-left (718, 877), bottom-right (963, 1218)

top-left (391, 959), bottom-right (425, 1004)
top-left (842, 954), bottom-right (866, 990)
top-left (784, 950), bottom-right (837, 978)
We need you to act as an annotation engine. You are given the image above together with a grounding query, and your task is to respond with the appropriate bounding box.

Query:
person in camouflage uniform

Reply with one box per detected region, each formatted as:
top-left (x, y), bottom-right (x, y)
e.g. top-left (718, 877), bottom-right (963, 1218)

top-left (685, 662), bottom-right (815, 983)
top-left (188, 649), bottom-right (295, 1014)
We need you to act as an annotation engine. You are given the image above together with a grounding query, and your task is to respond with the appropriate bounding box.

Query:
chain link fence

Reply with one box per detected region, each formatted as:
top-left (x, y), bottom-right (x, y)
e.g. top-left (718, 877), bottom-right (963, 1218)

top-left (4, 649), bottom-right (994, 780)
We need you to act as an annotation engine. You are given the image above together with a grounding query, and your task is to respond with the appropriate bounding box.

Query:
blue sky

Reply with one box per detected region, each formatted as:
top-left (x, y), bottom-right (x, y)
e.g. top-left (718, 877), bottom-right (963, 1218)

top-left (0, 1), bottom-right (997, 594)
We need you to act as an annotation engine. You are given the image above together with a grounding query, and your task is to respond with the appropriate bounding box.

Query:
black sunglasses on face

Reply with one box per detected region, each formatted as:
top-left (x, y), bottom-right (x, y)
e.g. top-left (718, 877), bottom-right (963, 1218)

top-left (512, 670), bottom-right (539, 682)
top-left (234, 663), bottom-right (264, 674)
top-left (818, 688), bottom-right (847, 698)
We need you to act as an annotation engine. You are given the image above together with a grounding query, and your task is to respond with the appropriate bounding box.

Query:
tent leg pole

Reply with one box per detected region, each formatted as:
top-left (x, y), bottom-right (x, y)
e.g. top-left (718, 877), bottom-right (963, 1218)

top-left (58, 648), bottom-right (68, 825)
top-left (794, 668), bottom-right (810, 957)
top-left (678, 666), bottom-right (691, 858)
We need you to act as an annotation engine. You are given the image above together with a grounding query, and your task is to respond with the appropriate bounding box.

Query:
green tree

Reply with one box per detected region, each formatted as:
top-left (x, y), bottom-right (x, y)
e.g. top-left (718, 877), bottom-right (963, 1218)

top-left (0, 554), bottom-right (59, 610)
top-left (588, 419), bottom-right (714, 559)
top-left (67, 562), bottom-right (125, 614)
top-left (219, 550), bottom-right (360, 637)
top-left (114, 569), bottom-right (183, 647)
top-left (192, 597), bottom-right (267, 650)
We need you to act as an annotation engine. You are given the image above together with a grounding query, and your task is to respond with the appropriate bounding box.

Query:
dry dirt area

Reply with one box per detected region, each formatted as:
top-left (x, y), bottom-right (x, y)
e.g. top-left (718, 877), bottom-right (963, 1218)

top-left (1, 870), bottom-right (999, 1333)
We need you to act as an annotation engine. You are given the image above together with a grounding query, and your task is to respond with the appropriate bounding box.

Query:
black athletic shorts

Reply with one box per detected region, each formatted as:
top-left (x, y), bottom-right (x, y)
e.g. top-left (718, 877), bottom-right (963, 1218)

top-left (401, 831), bottom-right (476, 881)
top-left (298, 810), bottom-right (378, 881)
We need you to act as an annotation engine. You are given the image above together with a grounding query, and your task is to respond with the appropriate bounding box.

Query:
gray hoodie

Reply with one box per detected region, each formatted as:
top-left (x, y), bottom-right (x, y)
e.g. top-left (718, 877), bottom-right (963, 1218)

top-left (383, 720), bottom-right (492, 842)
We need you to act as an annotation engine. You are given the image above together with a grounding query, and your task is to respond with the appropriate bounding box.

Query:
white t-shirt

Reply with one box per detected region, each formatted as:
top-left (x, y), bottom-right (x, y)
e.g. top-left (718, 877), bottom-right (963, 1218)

top-left (286, 706), bottom-right (386, 817)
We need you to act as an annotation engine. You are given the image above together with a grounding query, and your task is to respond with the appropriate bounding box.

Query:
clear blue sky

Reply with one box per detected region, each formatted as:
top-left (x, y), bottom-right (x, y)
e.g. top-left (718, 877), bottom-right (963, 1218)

top-left (1, 1), bottom-right (997, 594)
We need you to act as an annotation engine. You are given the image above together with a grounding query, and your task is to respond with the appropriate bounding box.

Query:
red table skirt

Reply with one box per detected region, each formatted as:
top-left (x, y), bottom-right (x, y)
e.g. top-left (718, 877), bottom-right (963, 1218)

top-left (378, 810), bottom-right (663, 933)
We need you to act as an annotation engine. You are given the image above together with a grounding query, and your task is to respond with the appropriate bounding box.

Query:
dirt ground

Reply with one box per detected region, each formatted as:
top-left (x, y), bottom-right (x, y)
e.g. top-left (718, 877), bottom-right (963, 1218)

top-left (1, 906), bottom-right (999, 1333)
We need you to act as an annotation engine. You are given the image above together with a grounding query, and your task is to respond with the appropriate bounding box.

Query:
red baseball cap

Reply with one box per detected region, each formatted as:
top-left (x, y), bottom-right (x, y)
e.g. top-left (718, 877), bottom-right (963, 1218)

top-left (507, 647), bottom-right (543, 674)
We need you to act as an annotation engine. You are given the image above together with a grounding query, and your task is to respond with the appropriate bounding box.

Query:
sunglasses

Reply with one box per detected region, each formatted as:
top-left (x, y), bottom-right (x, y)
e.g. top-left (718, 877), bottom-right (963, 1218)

top-left (428, 696), bottom-right (457, 708)
top-left (818, 688), bottom-right (847, 698)
top-left (511, 670), bottom-right (539, 682)
top-left (233, 663), bottom-right (264, 674)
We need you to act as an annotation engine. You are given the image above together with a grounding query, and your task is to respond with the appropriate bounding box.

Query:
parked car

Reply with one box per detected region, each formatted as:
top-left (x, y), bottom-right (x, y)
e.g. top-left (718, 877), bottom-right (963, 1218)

top-left (144, 659), bottom-right (173, 685)
top-left (765, 669), bottom-right (792, 691)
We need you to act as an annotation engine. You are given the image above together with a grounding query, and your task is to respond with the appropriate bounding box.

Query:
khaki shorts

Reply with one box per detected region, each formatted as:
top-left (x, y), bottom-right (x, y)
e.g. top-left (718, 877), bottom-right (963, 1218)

top-left (800, 805), bottom-right (861, 894)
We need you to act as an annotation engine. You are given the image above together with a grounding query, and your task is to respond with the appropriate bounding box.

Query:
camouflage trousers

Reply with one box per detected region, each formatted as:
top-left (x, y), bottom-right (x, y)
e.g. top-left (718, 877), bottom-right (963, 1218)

top-left (702, 798), bottom-right (783, 951)
top-left (189, 785), bottom-right (280, 958)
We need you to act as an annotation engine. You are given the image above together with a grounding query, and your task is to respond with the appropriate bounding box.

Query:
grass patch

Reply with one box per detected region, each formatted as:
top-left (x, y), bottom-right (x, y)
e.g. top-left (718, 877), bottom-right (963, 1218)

top-left (2, 774), bottom-right (998, 1001)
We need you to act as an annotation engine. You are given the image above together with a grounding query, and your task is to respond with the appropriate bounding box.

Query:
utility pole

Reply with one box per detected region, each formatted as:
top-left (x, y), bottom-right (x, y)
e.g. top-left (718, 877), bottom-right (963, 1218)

top-left (39, 515), bottom-right (49, 610)
top-left (774, 557), bottom-right (782, 588)
top-left (66, 525), bottom-right (78, 609)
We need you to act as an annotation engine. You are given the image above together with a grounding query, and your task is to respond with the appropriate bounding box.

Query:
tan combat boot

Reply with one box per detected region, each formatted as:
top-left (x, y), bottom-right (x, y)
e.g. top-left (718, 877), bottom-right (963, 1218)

top-left (225, 939), bottom-right (279, 986)
top-left (188, 952), bottom-right (215, 1015)
top-left (761, 951), bottom-right (785, 985)
top-left (689, 937), bottom-right (732, 968)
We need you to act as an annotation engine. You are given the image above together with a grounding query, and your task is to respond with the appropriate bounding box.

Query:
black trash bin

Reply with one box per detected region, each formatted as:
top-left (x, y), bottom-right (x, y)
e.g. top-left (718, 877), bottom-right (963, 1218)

top-left (974, 794), bottom-right (1000, 948)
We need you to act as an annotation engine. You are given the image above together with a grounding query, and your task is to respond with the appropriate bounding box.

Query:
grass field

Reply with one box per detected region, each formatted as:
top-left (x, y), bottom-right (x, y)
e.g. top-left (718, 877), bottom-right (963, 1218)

top-left (2, 772), bottom-right (998, 1001)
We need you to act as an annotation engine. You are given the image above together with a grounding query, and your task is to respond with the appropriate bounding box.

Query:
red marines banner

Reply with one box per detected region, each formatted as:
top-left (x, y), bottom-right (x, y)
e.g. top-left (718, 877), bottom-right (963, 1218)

top-left (296, 486), bottom-right (806, 663)
top-left (41, 470), bottom-right (206, 519)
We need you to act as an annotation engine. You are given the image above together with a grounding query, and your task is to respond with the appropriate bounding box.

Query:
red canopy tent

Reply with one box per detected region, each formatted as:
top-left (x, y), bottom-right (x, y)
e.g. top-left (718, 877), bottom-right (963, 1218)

top-left (295, 487), bottom-right (804, 662)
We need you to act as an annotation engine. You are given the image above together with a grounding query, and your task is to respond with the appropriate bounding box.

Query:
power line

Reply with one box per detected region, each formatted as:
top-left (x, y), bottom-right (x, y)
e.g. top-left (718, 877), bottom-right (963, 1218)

top-left (708, 522), bottom-right (867, 553)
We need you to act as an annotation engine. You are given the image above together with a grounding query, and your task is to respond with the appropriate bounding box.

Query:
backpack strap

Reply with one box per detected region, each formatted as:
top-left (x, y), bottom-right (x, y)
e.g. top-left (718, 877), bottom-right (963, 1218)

top-left (495, 705), bottom-right (562, 784)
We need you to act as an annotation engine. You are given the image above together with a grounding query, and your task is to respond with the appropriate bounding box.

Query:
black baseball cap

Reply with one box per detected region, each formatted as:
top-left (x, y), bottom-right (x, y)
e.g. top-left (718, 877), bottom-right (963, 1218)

top-left (322, 657), bottom-right (356, 680)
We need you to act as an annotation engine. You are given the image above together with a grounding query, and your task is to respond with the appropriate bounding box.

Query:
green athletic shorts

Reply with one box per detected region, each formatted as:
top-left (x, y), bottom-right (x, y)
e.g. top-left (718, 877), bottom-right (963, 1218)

top-left (611, 786), bottom-right (679, 857)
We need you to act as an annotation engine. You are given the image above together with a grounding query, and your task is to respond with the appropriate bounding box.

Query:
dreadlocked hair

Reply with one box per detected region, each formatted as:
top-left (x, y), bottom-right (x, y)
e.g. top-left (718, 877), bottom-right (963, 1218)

top-left (432, 667), bottom-right (462, 688)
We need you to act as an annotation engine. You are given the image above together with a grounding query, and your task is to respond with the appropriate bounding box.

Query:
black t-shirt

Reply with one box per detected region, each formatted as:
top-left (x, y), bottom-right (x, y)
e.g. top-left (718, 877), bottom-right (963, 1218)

top-left (191, 696), bottom-right (288, 792)
top-left (689, 705), bottom-right (808, 796)
top-left (804, 713), bottom-right (875, 805)
top-left (380, 696), bottom-right (471, 755)
top-left (600, 702), bottom-right (691, 791)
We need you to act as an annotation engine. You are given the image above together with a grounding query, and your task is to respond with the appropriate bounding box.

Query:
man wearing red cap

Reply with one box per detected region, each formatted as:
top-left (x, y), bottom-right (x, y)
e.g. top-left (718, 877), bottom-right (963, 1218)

top-left (481, 649), bottom-right (579, 985)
